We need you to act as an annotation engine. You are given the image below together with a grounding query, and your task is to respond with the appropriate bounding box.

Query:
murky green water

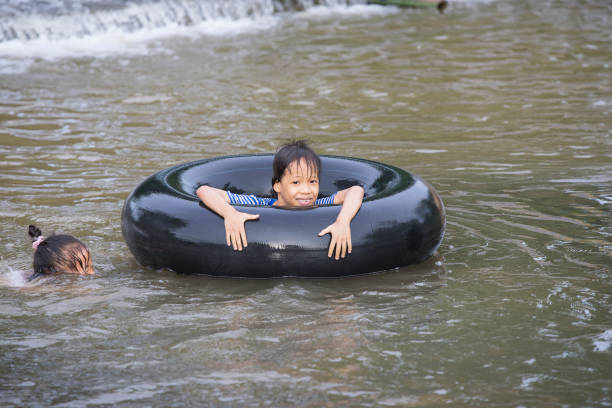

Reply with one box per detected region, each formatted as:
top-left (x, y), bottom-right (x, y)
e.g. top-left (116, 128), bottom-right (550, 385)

top-left (1, 0), bottom-right (610, 406)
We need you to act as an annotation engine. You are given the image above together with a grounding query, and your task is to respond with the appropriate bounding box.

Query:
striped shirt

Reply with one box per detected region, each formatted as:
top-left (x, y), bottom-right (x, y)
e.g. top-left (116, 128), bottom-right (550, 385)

top-left (227, 191), bottom-right (337, 206)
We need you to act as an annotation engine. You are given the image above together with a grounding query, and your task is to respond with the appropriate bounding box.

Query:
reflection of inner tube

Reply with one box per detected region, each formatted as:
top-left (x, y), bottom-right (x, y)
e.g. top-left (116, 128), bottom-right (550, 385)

top-left (121, 155), bottom-right (445, 278)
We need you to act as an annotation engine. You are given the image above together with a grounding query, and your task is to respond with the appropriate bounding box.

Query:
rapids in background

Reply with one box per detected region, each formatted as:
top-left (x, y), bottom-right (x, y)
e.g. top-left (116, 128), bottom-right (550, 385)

top-left (0, 0), bottom-right (477, 60)
top-left (1, 0), bottom-right (362, 45)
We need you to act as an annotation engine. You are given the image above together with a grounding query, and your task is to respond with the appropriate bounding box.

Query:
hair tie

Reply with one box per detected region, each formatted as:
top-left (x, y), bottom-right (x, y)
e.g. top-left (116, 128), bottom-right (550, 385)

top-left (32, 236), bottom-right (45, 249)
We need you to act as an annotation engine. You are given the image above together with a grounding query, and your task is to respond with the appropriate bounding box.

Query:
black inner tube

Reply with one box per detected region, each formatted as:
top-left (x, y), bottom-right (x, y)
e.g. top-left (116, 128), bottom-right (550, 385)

top-left (122, 155), bottom-right (445, 278)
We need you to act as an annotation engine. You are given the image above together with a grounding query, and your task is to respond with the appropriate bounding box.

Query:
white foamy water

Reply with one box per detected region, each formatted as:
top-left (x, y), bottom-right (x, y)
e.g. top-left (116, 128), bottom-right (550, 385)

top-left (0, 14), bottom-right (280, 60)
top-left (1, 266), bottom-right (28, 287)
top-left (593, 330), bottom-right (612, 352)
top-left (0, 0), bottom-right (503, 62)
top-left (0, 0), bottom-right (284, 60)
top-left (0, 57), bottom-right (33, 74)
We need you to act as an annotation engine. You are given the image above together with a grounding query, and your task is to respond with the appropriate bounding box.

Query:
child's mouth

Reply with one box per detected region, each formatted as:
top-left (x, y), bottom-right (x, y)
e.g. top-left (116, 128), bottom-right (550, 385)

top-left (296, 198), bottom-right (313, 206)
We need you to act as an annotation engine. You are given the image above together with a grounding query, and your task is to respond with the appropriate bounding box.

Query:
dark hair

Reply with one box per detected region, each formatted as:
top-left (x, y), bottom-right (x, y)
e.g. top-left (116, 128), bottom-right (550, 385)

top-left (272, 140), bottom-right (321, 187)
top-left (28, 225), bottom-right (92, 280)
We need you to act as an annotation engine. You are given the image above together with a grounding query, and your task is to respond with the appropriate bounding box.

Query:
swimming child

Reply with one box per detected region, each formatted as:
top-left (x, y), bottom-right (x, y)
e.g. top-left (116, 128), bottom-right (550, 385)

top-left (196, 140), bottom-right (365, 260)
top-left (28, 225), bottom-right (95, 280)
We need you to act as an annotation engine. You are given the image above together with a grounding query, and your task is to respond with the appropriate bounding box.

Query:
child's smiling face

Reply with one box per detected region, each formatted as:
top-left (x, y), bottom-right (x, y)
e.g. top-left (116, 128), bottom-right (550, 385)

top-left (273, 158), bottom-right (320, 207)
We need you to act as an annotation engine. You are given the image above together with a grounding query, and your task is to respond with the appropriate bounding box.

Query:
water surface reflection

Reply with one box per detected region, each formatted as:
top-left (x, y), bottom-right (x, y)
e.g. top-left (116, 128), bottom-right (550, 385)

top-left (1, 0), bottom-right (610, 406)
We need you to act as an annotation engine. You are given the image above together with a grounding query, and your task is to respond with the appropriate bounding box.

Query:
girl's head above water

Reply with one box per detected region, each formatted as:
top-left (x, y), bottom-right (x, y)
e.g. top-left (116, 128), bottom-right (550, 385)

top-left (271, 140), bottom-right (323, 206)
top-left (28, 225), bottom-right (94, 280)
top-left (272, 140), bottom-right (321, 187)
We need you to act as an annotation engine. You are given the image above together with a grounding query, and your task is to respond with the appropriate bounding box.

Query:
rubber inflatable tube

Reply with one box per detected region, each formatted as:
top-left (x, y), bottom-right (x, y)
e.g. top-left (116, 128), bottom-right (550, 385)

top-left (121, 155), bottom-right (445, 278)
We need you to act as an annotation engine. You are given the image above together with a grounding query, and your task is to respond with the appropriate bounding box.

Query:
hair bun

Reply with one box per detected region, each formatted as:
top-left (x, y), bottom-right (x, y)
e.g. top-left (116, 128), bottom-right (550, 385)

top-left (28, 225), bottom-right (42, 241)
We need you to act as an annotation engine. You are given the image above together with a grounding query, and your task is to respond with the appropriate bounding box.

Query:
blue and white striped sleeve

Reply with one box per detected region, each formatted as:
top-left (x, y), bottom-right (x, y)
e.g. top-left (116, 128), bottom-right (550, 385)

top-left (315, 192), bottom-right (337, 205)
top-left (227, 191), bottom-right (274, 206)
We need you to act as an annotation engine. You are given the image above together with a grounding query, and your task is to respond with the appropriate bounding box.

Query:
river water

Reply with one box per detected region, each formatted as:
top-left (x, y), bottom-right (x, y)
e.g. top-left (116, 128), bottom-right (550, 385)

top-left (1, 0), bottom-right (610, 406)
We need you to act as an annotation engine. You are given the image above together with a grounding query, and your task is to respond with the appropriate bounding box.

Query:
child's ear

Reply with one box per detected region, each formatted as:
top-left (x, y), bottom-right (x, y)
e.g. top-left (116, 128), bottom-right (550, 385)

top-left (273, 181), bottom-right (281, 193)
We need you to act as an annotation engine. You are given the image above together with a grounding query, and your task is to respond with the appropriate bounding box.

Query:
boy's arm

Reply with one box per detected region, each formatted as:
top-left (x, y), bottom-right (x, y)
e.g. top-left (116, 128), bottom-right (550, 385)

top-left (196, 185), bottom-right (259, 251)
top-left (318, 185), bottom-right (365, 260)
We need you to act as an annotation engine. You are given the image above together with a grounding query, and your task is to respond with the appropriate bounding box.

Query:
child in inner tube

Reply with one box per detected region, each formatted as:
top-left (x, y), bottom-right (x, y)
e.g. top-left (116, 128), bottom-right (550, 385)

top-left (197, 140), bottom-right (365, 260)
top-left (28, 225), bottom-right (95, 280)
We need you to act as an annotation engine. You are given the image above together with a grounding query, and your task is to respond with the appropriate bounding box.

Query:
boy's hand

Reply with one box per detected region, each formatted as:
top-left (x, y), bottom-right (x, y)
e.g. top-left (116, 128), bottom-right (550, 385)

top-left (224, 209), bottom-right (259, 251)
top-left (318, 220), bottom-right (352, 260)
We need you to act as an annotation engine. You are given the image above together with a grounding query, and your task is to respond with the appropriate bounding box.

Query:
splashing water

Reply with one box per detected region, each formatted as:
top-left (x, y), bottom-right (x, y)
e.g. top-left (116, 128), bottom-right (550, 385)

top-left (1, 264), bottom-right (28, 287)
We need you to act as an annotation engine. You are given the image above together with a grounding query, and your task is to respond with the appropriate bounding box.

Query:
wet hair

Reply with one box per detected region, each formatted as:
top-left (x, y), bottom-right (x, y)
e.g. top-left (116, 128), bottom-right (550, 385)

top-left (272, 140), bottom-right (322, 187)
top-left (28, 225), bottom-right (93, 280)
